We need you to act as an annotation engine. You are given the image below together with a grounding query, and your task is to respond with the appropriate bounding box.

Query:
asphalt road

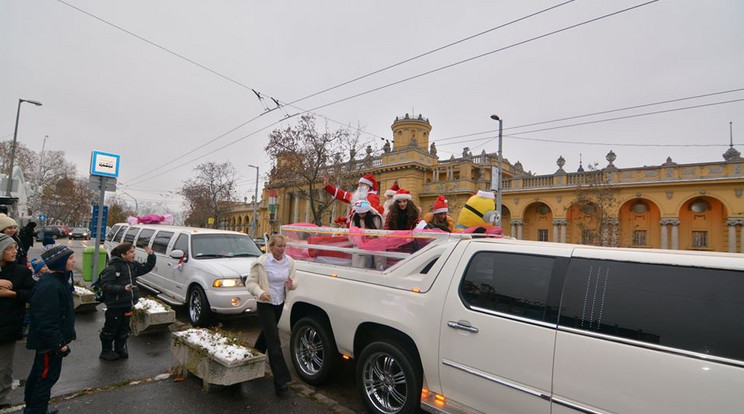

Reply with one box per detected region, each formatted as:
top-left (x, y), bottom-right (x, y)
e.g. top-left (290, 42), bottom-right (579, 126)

top-left (3, 240), bottom-right (367, 414)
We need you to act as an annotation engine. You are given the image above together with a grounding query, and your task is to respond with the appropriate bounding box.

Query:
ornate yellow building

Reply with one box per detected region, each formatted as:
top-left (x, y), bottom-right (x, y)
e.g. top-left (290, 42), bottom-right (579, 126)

top-left (224, 114), bottom-right (744, 253)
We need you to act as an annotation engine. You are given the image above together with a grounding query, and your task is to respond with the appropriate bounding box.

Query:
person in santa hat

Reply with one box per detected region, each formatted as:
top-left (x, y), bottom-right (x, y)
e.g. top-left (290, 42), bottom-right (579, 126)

top-left (381, 182), bottom-right (399, 223)
top-left (384, 189), bottom-right (421, 231)
top-left (324, 173), bottom-right (383, 221)
top-left (422, 195), bottom-right (454, 232)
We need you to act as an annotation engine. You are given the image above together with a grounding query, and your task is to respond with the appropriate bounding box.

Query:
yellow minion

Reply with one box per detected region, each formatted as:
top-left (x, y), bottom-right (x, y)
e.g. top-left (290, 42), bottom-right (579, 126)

top-left (455, 190), bottom-right (498, 231)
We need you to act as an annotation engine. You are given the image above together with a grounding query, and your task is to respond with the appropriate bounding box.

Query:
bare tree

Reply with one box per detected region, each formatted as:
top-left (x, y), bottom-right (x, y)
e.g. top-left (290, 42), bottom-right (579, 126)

top-left (0, 140), bottom-right (37, 179)
top-left (265, 115), bottom-right (375, 225)
top-left (41, 177), bottom-right (96, 225)
top-left (569, 164), bottom-right (619, 246)
top-left (180, 162), bottom-right (237, 228)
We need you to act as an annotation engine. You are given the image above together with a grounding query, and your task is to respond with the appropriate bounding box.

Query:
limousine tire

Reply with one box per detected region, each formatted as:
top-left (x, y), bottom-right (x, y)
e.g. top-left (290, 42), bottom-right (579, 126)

top-left (357, 342), bottom-right (421, 414)
top-left (188, 286), bottom-right (213, 327)
top-left (289, 317), bottom-right (341, 385)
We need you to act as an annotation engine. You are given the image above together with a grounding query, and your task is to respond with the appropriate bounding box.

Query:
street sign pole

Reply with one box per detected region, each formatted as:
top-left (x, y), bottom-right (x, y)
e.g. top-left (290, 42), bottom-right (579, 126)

top-left (92, 176), bottom-right (105, 283)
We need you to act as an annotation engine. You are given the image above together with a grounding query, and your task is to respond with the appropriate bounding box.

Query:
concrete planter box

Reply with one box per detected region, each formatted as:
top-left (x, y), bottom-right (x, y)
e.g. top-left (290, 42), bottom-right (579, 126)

top-left (171, 329), bottom-right (266, 391)
top-left (72, 287), bottom-right (98, 312)
top-left (131, 298), bottom-right (176, 336)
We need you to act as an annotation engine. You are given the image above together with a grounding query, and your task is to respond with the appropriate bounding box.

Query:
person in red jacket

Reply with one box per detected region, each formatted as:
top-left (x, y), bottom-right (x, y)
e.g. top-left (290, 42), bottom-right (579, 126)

top-left (324, 173), bottom-right (383, 222)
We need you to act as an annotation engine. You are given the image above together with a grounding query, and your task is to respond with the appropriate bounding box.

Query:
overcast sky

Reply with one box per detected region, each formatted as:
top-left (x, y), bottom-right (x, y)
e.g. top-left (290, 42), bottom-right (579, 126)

top-left (2, 0), bottom-right (742, 214)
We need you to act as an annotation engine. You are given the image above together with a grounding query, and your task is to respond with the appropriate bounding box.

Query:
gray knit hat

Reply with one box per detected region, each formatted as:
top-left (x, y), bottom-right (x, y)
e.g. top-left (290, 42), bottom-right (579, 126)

top-left (0, 233), bottom-right (17, 254)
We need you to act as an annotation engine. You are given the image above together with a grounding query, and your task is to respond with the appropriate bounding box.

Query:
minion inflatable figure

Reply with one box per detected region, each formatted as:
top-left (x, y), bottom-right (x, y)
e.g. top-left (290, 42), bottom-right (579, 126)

top-left (455, 190), bottom-right (502, 234)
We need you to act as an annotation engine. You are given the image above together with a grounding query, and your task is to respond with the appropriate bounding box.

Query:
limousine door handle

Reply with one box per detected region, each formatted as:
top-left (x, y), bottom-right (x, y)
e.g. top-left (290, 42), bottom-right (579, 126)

top-left (447, 320), bottom-right (479, 334)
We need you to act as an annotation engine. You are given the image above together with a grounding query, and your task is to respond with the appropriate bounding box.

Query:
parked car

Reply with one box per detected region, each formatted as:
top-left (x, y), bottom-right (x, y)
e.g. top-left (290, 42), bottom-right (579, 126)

top-left (69, 227), bottom-right (91, 240)
top-left (35, 226), bottom-right (65, 241)
top-left (105, 223), bottom-right (264, 326)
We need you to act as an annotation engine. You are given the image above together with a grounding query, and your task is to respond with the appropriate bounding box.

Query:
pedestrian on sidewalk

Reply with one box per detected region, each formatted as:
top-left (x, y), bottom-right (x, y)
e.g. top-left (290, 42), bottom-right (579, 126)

top-left (24, 245), bottom-right (76, 414)
top-left (0, 234), bottom-right (35, 410)
top-left (99, 242), bottom-right (155, 361)
top-left (246, 234), bottom-right (297, 396)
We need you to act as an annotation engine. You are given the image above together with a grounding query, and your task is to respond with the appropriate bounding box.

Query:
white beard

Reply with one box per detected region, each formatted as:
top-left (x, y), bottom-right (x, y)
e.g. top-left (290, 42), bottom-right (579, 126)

top-left (350, 185), bottom-right (369, 205)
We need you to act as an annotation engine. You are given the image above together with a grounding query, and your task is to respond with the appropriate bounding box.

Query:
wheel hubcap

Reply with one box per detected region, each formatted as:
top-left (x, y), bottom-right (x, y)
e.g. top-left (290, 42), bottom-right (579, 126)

top-left (296, 326), bottom-right (324, 375)
top-left (362, 352), bottom-right (407, 414)
top-left (189, 291), bottom-right (201, 322)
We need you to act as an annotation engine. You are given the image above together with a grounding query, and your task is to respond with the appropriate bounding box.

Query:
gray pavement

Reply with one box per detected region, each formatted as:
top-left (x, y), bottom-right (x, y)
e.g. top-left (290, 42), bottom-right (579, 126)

top-left (3, 242), bottom-right (363, 414)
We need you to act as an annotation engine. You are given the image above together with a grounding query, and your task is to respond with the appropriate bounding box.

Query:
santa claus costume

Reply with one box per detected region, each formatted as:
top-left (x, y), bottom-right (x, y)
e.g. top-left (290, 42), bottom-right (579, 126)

top-left (324, 173), bottom-right (383, 219)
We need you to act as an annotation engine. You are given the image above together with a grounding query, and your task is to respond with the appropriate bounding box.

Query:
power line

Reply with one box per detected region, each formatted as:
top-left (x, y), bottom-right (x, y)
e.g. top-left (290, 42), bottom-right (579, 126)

top-left (435, 87), bottom-right (744, 142)
top-left (285, 0), bottom-right (576, 106)
top-left (300, 1), bottom-right (661, 115)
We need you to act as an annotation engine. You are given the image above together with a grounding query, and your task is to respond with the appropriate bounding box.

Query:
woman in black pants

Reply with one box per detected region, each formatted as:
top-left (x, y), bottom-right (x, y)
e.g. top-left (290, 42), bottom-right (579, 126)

top-left (246, 234), bottom-right (297, 395)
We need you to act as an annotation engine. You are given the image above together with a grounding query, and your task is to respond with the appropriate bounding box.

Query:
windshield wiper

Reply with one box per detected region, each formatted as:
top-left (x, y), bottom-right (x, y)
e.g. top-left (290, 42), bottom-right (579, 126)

top-left (194, 253), bottom-right (226, 258)
top-left (232, 253), bottom-right (260, 257)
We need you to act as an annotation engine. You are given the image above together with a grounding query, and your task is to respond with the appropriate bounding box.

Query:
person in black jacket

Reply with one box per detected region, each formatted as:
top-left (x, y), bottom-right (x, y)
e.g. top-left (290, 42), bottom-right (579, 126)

top-left (0, 234), bottom-right (35, 409)
top-left (99, 242), bottom-right (155, 361)
top-left (24, 244), bottom-right (76, 414)
top-left (18, 222), bottom-right (36, 252)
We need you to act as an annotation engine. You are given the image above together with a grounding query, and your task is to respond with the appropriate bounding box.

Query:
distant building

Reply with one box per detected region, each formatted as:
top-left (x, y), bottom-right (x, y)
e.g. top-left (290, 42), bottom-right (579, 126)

top-left (223, 114), bottom-right (744, 253)
top-left (0, 166), bottom-right (34, 223)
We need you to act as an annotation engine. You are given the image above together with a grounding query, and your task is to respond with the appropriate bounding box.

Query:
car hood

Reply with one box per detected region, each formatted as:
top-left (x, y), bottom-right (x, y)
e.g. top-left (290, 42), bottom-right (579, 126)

top-left (188, 257), bottom-right (259, 277)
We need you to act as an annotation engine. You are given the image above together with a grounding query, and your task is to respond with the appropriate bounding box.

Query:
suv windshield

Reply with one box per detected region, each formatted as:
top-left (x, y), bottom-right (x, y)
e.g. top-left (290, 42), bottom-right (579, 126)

top-left (191, 234), bottom-right (262, 259)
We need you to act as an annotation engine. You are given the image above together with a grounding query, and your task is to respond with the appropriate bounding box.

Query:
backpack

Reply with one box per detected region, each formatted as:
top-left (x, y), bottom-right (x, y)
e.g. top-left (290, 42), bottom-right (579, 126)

top-left (91, 277), bottom-right (104, 302)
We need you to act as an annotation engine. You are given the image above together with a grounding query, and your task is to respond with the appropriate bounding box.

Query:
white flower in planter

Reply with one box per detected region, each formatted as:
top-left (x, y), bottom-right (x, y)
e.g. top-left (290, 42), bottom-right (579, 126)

top-left (172, 328), bottom-right (255, 363)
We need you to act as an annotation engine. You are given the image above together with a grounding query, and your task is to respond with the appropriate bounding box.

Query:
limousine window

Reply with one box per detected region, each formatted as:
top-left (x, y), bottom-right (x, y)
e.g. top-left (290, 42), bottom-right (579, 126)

top-left (173, 234), bottom-right (189, 258)
top-left (107, 224), bottom-right (122, 242)
top-left (460, 252), bottom-right (554, 322)
top-left (123, 227), bottom-right (140, 243)
top-left (152, 231), bottom-right (174, 254)
top-left (136, 229), bottom-right (155, 249)
top-left (112, 225), bottom-right (128, 242)
top-left (191, 234), bottom-right (262, 259)
top-left (559, 258), bottom-right (744, 361)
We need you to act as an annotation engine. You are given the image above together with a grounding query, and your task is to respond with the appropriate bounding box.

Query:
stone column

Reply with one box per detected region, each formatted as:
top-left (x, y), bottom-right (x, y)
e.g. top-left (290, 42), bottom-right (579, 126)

top-left (552, 218), bottom-right (567, 243)
top-left (659, 218), bottom-right (673, 249)
top-left (511, 219), bottom-right (524, 240)
top-left (727, 218), bottom-right (744, 253)
top-left (670, 219), bottom-right (680, 250)
top-left (292, 194), bottom-right (299, 223)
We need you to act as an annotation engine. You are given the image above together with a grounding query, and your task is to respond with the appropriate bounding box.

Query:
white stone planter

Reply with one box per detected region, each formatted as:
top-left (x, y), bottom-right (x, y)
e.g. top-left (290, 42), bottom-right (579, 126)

top-left (171, 329), bottom-right (266, 391)
top-left (72, 286), bottom-right (98, 312)
top-left (130, 298), bottom-right (176, 336)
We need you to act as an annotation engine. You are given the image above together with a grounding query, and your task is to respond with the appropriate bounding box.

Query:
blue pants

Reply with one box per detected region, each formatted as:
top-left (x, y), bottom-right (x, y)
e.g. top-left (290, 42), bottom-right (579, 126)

top-left (24, 350), bottom-right (63, 414)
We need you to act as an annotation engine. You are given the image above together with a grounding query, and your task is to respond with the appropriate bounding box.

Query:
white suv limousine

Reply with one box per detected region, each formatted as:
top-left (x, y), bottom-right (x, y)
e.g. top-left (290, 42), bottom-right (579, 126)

top-left (105, 223), bottom-right (262, 326)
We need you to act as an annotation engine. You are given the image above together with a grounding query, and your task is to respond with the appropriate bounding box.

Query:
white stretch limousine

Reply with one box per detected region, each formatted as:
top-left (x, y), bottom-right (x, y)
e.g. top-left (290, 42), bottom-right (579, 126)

top-left (278, 228), bottom-right (744, 414)
top-left (105, 223), bottom-right (263, 326)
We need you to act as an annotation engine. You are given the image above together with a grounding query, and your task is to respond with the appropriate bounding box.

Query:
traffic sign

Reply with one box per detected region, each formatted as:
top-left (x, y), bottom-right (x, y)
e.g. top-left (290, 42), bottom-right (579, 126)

top-left (90, 151), bottom-right (120, 178)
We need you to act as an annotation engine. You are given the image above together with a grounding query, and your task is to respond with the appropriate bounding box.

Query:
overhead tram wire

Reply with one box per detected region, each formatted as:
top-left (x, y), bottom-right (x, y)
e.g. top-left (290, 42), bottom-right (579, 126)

top-left (435, 87), bottom-right (744, 143)
top-left (284, 0), bottom-right (576, 106)
top-left (436, 98), bottom-right (744, 149)
top-left (298, 0), bottom-right (661, 115)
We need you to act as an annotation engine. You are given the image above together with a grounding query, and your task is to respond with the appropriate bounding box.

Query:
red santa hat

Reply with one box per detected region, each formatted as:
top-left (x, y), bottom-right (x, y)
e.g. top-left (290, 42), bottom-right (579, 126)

top-left (432, 195), bottom-right (448, 214)
top-left (359, 174), bottom-right (378, 192)
top-left (385, 182), bottom-right (400, 198)
top-left (393, 188), bottom-right (412, 202)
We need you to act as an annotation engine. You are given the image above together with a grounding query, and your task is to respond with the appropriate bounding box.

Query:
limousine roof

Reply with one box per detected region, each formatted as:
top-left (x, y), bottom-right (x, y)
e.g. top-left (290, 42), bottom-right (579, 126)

top-left (112, 222), bottom-right (249, 237)
top-left (467, 237), bottom-right (744, 271)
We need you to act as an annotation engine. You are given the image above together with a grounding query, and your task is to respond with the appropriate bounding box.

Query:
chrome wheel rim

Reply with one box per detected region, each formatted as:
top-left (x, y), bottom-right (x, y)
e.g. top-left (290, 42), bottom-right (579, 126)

top-left (295, 325), bottom-right (324, 376)
top-left (189, 291), bottom-right (201, 323)
top-left (362, 352), bottom-right (408, 414)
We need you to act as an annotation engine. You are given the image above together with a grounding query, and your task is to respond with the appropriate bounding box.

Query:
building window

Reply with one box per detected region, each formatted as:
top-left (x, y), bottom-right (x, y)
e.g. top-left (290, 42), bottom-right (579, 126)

top-left (692, 231), bottom-right (708, 248)
top-left (538, 229), bottom-right (549, 242)
top-left (632, 230), bottom-right (646, 246)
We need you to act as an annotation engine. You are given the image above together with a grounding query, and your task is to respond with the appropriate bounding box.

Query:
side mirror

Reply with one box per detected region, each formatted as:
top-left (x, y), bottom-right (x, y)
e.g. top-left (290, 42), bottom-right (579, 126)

top-left (169, 249), bottom-right (185, 259)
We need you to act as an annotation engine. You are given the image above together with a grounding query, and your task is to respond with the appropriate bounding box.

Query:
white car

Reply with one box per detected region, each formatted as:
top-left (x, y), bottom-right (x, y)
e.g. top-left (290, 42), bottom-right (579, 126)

top-left (106, 223), bottom-right (263, 326)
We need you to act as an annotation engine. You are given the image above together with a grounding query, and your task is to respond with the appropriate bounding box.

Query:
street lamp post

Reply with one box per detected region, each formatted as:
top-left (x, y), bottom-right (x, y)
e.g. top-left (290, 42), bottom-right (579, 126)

top-left (121, 191), bottom-right (139, 215)
top-left (490, 115), bottom-right (503, 226)
top-left (7, 99), bottom-right (43, 197)
top-left (247, 164), bottom-right (259, 238)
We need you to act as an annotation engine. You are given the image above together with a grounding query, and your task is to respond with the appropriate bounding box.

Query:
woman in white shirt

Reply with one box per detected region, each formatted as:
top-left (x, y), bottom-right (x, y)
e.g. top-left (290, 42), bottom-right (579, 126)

top-left (246, 234), bottom-right (297, 396)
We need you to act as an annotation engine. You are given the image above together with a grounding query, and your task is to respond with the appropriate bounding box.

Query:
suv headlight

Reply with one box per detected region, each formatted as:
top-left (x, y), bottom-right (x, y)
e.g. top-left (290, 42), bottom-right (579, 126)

top-left (212, 278), bottom-right (245, 288)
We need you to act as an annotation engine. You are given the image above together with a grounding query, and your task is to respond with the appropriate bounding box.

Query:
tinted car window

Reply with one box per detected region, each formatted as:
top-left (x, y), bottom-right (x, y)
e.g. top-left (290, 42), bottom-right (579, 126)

top-left (191, 234), bottom-right (262, 259)
top-left (107, 224), bottom-right (122, 242)
top-left (152, 231), bottom-right (174, 254)
top-left (112, 225), bottom-right (128, 242)
top-left (173, 234), bottom-right (189, 257)
top-left (136, 229), bottom-right (155, 248)
top-left (460, 252), bottom-right (555, 322)
top-left (559, 258), bottom-right (744, 361)
top-left (123, 227), bottom-right (140, 243)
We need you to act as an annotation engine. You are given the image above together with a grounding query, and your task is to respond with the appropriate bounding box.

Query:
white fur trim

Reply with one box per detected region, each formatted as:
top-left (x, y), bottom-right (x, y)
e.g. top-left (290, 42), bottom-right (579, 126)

top-left (385, 190), bottom-right (397, 197)
top-left (432, 207), bottom-right (448, 214)
top-left (359, 177), bottom-right (374, 187)
top-left (476, 190), bottom-right (495, 199)
top-left (393, 193), bottom-right (412, 201)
